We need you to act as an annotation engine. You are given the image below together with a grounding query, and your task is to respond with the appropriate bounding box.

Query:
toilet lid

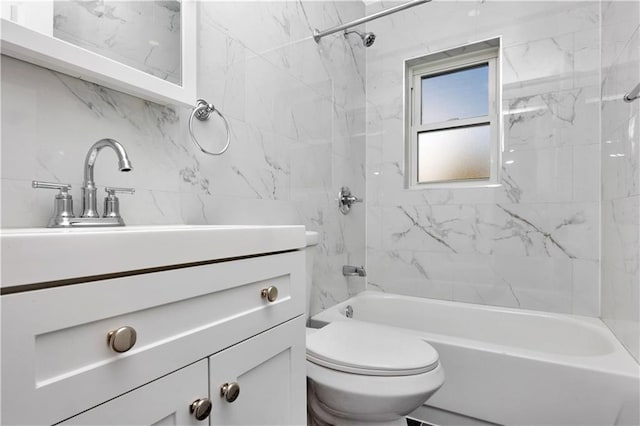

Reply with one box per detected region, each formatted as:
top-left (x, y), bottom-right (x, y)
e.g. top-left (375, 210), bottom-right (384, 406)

top-left (306, 321), bottom-right (439, 376)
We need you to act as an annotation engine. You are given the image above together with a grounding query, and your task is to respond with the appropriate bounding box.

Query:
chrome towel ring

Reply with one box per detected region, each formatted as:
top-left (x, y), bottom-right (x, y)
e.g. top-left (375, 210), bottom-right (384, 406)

top-left (188, 99), bottom-right (231, 156)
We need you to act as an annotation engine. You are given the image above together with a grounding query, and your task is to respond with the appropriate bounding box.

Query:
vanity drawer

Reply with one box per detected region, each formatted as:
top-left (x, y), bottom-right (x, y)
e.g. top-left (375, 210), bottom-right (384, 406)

top-left (1, 250), bottom-right (304, 426)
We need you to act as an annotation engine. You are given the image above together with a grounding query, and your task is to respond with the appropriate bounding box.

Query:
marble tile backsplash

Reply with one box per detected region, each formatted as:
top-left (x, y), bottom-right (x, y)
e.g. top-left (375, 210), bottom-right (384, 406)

top-left (600, 0), bottom-right (640, 362)
top-left (365, 1), bottom-right (602, 316)
top-left (0, 1), bottom-right (366, 317)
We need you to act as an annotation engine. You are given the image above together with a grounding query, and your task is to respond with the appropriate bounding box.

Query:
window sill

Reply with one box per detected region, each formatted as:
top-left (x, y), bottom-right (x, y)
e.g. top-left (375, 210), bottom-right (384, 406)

top-left (407, 181), bottom-right (502, 190)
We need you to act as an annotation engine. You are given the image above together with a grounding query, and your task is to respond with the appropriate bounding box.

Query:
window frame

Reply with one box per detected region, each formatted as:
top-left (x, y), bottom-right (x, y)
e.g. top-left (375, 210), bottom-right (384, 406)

top-left (405, 44), bottom-right (501, 188)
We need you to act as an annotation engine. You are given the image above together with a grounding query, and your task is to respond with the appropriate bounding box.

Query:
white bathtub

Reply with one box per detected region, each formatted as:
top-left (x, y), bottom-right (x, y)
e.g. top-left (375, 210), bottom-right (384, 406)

top-left (311, 291), bottom-right (640, 426)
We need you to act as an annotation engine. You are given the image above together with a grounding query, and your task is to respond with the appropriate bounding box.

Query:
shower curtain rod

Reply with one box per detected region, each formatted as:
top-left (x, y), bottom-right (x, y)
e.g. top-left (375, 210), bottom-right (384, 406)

top-left (624, 82), bottom-right (640, 103)
top-left (313, 0), bottom-right (431, 43)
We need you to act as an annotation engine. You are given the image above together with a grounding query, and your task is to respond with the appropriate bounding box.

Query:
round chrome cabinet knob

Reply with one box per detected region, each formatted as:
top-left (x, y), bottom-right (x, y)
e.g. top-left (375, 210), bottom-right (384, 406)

top-left (220, 382), bottom-right (240, 403)
top-left (260, 286), bottom-right (278, 302)
top-left (107, 326), bottom-right (137, 353)
top-left (190, 398), bottom-right (212, 421)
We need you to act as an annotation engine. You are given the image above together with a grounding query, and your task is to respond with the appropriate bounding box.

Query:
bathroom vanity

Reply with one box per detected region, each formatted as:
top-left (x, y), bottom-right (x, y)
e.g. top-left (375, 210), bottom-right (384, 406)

top-left (1, 225), bottom-right (307, 425)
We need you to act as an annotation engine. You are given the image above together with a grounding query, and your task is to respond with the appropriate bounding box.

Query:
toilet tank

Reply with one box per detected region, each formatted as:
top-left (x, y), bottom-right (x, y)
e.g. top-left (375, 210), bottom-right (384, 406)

top-left (305, 231), bottom-right (319, 321)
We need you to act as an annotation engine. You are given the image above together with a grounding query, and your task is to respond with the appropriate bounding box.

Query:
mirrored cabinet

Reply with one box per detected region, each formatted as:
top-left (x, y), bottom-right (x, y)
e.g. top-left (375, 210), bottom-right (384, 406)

top-left (0, 0), bottom-right (196, 106)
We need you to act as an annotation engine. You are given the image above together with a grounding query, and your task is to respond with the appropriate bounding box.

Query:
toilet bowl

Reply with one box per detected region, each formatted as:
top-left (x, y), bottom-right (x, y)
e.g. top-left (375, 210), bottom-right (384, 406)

top-left (305, 231), bottom-right (444, 425)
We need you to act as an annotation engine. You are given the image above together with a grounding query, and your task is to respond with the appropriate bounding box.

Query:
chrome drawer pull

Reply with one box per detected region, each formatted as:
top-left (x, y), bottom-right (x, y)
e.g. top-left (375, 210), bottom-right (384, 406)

top-left (260, 286), bottom-right (278, 302)
top-left (220, 382), bottom-right (240, 403)
top-left (190, 398), bottom-right (212, 420)
top-left (106, 326), bottom-right (137, 353)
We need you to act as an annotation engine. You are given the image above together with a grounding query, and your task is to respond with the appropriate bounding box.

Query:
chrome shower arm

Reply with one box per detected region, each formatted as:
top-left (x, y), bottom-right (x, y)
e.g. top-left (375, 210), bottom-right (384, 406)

top-left (313, 0), bottom-right (430, 42)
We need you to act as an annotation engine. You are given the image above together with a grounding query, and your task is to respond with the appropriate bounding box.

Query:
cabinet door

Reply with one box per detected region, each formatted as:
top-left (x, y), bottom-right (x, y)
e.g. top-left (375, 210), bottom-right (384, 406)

top-left (60, 360), bottom-right (209, 426)
top-left (209, 316), bottom-right (306, 426)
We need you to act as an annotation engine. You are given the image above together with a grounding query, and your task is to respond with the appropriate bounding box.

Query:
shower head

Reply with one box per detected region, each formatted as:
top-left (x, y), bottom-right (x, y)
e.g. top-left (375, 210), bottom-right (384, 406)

top-left (362, 32), bottom-right (376, 47)
top-left (343, 29), bottom-right (376, 47)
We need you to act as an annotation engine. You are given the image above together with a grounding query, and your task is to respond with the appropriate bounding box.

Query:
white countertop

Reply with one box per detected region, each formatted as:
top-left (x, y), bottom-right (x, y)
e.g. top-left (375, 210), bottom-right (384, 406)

top-left (1, 225), bottom-right (306, 289)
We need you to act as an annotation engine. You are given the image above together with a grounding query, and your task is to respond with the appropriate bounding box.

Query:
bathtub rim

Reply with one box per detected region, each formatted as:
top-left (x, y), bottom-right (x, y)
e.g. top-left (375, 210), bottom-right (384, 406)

top-left (310, 291), bottom-right (640, 378)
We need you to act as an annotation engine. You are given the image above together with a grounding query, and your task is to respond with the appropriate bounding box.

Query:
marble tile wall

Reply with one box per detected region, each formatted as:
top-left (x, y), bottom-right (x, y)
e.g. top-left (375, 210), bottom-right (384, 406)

top-left (365, 1), bottom-right (602, 315)
top-left (600, 0), bottom-right (639, 362)
top-left (0, 1), bottom-right (366, 316)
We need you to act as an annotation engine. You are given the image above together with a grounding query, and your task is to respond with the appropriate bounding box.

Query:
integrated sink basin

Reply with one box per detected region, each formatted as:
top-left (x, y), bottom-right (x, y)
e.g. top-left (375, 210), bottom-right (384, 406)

top-left (1, 225), bottom-right (306, 291)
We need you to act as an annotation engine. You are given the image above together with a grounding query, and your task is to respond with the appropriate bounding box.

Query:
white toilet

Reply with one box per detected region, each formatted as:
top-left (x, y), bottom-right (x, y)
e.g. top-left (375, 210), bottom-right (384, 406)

top-left (304, 231), bottom-right (445, 426)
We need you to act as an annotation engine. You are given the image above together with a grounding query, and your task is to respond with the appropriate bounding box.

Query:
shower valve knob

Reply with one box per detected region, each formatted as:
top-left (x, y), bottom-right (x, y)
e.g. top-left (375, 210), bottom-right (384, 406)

top-left (338, 186), bottom-right (363, 215)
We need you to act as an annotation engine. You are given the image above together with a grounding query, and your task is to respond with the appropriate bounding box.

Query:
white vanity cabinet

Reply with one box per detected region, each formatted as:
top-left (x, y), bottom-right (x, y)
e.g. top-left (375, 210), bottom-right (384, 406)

top-left (1, 226), bottom-right (307, 426)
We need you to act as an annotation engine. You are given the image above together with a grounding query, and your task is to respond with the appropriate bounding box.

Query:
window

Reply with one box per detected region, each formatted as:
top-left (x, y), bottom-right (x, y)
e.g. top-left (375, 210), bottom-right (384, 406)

top-left (405, 39), bottom-right (501, 187)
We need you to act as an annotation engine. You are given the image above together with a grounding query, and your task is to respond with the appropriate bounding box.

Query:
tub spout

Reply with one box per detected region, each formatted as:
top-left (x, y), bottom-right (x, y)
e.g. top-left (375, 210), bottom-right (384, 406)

top-left (343, 265), bottom-right (366, 277)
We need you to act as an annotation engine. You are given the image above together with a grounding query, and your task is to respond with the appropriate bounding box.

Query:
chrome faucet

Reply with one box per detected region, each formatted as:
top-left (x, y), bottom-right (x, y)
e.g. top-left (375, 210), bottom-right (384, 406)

top-left (32, 138), bottom-right (134, 227)
top-left (81, 138), bottom-right (133, 218)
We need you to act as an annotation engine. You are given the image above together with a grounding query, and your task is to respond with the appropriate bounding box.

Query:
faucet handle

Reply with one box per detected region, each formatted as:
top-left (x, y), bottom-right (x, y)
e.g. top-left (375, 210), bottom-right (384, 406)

top-left (32, 181), bottom-right (75, 226)
top-left (103, 186), bottom-right (135, 219)
top-left (105, 187), bottom-right (135, 196)
top-left (32, 180), bottom-right (72, 194)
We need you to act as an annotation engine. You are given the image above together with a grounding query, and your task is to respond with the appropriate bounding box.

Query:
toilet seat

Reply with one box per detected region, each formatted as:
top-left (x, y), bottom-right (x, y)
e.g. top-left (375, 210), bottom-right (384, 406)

top-left (306, 321), bottom-right (439, 376)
